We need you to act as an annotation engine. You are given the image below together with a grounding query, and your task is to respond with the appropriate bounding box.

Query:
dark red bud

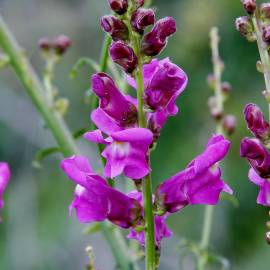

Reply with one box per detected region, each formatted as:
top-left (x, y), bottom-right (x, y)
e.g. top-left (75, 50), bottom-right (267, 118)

top-left (263, 25), bottom-right (270, 43)
top-left (235, 16), bottom-right (256, 42)
top-left (38, 37), bottom-right (51, 51)
top-left (100, 15), bottom-right (129, 41)
top-left (222, 115), bottom-right (237, 135)
top-left (108, 0), bottom-right (128, 15)
top-left (135, 0), bottom-right (144, 8)
top-left (221, 82), bottom-right (232, 95)
top-left (109, 41), bottom-right (138, 73)
top-left (208, 96), bottom-right (223, 120)
top-left (131, 8), bottom-right (155, 34)
top-left (52, 35), bottom-right (72, 54)
top-left (241, 0), bottom-right (256, 14)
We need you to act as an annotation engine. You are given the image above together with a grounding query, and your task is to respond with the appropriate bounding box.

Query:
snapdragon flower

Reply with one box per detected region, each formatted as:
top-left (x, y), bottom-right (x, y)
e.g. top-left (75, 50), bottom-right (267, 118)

top-left (0, 162), bottom-right (11, 209)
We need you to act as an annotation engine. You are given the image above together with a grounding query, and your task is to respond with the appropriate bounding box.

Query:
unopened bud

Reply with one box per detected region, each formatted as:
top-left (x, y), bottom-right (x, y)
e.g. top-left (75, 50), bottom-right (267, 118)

top-left (100, 15), bottom-right (129, 41)
top-left (222, 115), bottom-right (237, 135)
top-left (221, 82), bottom-right (232, 95)
top-left (208, 96), bottom-right (223, 120)
top-left (260, 3), bottom-right (270, 19)
top-left (108, 0), bottom-right (128, 15)
top-left (109, 41), bottom-right (138, 73)
top-left (256, 60), bottom-right (264, 73)
top-left (38, 37), bottom-right (51, 51)
top-left (266, 231), bottom-right (270, 245)
top-left (131, 8), bottom-right (155, 34)
top-left (207, 73), bottom-right (215, 89)
top-left (241, 0), bottom-right (256, 15)
top-left (235, 16), bottom-right (256, 42)
top-left (52, 35), bottom-right (72, 55)
top-left (135, 0), bottom-right (144, 8)
top-left (262, 90), bottom-right (270, 103)
top-left (55, 98), bottom-right (69, 116)
top-left (262, 25), bottom-right (270, 44)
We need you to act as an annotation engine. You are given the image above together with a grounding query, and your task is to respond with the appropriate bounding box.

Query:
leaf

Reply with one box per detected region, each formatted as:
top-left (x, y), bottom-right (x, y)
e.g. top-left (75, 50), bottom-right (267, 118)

top-left (32, 147), bottom-right (60, 169)
top-left (70, 57), bottom-right (99, 79)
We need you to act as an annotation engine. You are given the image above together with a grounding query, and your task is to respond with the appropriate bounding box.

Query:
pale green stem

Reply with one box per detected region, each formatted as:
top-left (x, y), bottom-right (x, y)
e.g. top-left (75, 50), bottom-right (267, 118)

top-left (0, 14), bottom-right (138, 270)
top-left (198, 27), bottom-right (224, 270)
top-left (252, 12), bottom-right (270, 121)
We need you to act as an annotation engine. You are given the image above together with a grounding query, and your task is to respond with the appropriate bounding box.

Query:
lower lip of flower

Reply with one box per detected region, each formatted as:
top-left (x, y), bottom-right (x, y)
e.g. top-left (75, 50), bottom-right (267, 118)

top-left (111, 141), bottom-right (130, 158)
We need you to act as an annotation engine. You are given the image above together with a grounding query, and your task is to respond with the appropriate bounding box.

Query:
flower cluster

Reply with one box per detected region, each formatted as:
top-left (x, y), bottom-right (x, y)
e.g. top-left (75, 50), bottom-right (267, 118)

top-left (61, 0), bottom-right (232, 249)
top-left (0, 162), bottom-right (10, 210)
top-left (241, 104), bottom-right (270, 206)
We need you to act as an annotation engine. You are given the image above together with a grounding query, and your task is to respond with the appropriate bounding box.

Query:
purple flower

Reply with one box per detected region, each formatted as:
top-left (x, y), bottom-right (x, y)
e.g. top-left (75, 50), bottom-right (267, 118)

top-left (100, 15), bottom-right (128, 41)
top-left (0, 162), bottom-right (11, 209)
top-left (141, 17), bottom-right (176, 56)
top-left (52, 35), bottom-right (72, 54)
top-left (91, 73), bottom-right (138, 134)
top-left (60, 155), bottom-right (143, 228)
top-left (248, 168), bottom-right (270, 206)
top-left (84, 128), bottom-right (153, 179)
top-left (128, 58), bottom-right (188, 134)
top-left (244, 103), bottom-right (270, 141)
top-left (108, 0), bottom-right (128, 15)
top-left (240, 137), bottom-right (270, 178)
top-left (155, 135), bottom-right (232, 213)
top-left (110, 41), bottom-right (138, 73)
top-left (131, 8), bottom-right (155, 34)
top-left (127, 191), bottom-right (172, 247)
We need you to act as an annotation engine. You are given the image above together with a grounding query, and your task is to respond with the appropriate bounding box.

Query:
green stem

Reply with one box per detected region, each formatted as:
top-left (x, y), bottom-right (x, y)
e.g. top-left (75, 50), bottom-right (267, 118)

top-left (0, 14), bottom-right (137, 270)
top-left (133, 35), bottom-right (155, 269)
top-left (198, 27), bottom-right (224, 270)
top-left (252, 12), bottom-right (270, 121)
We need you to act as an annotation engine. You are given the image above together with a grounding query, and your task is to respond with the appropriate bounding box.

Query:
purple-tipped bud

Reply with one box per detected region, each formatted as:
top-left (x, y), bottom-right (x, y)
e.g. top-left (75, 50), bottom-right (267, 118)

top-left (131, 8), bottom-right (155, 34)
top-left (100, 15), bottom-right (128, 41)
top-left (263, 25), bottom-right (270, 43)
top-left (222, 115), bottom-right (236, 135)
top-left (135, 0), bottom-right (144, 8)
top-left (240, 137), bottom-right (270, 178)
top-left (141, 17), bottom-right (176, 56)
top-left (52, 35), bottom-right (72, 54)
top-left (108, 0), bottom-right (128, 15)
top-left (261, 3), bottom-right (270, 19)
top-left (235, 16), bottom-right (256, 42)
top-left (221, 82), bottom-right (232, 95)
top-left (208, 96), bottom-right (223, 120)
top-left (244, 103), bottom-right (270, 141)
top-left (38, 37), bottom-right (51, 51)
top-left (241, 0), bottom-right (256, 14)
top-left (110, 41), bottom-right (138, 73)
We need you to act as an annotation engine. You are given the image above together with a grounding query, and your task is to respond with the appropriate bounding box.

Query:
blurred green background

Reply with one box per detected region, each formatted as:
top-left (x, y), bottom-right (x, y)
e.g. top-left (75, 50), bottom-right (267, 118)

top-left (0, 0), bottom-right (269, 269)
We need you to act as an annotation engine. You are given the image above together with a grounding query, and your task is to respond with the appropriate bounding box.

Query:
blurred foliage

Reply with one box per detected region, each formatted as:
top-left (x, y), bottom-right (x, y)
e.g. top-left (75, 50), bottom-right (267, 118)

top-left (0, 0), bottom-right (270, 269)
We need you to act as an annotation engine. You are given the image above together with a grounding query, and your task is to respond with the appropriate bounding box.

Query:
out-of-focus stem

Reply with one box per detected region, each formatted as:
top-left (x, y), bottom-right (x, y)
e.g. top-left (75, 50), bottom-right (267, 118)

top-left (198, 27), bottom-right (224, 270)
top-left (252, 12), bottom-right (270, 121)
top-left (0, 14), bottom-right (137, 270)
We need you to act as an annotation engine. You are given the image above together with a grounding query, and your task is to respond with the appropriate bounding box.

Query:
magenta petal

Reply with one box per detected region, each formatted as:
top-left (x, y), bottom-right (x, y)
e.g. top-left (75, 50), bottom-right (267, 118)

top-left (91, 108), bottom-right (123, 134)
top-left (257, 181), bottom-right (270, 206)
top-left (84, 130), bottom-right (108, 144)
top-left (0, 162), bottom-right (11, 209)
top-left (248, 168), bottom-right (265, 186)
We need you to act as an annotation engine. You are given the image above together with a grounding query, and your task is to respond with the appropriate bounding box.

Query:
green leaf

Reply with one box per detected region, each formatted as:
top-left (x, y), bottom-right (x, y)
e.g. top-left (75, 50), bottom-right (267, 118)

top-left (32, 147), bottom-right (60, 169)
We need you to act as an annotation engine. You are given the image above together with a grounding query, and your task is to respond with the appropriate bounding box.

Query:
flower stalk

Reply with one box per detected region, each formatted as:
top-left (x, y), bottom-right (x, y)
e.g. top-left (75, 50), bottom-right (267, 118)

top-left (0, 14), bottom-right (138, 270)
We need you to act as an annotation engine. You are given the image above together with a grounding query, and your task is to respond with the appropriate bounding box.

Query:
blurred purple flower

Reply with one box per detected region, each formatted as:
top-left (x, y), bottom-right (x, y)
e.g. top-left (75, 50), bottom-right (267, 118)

top-left (91, 73), bottom-right (138, 134)
top-left (84, 128), bottom-right (153, 179)
top-left (244, 103), bottom-right (270, 141)
top-left (141, 17), bottom-right (176, 56)
top-left (248, 168), bottom-right (270, 206)
top-left (155, 135), bottom-right (232, 213)
top-left (60, 155), bottom-right (143, 228)
top-left (127, 191), bottom-right (172, 247)
top-left (240, 137), bottom-right (270, 178)
top-left (0, 162), bottom-right (11, 209)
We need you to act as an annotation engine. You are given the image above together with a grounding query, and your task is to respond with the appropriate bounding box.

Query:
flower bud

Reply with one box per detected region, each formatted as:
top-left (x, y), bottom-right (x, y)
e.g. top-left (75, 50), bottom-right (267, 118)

top-left (235, 16), bottom-right (256, 42)
top-left (263, 25), bottom-right (270, 43)
top-left (100, 15), bottom-right (129, 41)
top-left (108, 0), bottom-right (128, 15)
top-left (261, 3), bottom-right (270, 19)
top-left (110, 41), bottom-right (138, 73)
top-left (241, 0), bottom-right (256, 14)
top-left (131, 8), bottom-right (155, 34)
top-left (38, 37), bottom-right (51, 51)
top-left (207, 73), bottom-right (215, 89)
top-left (221, 82), bottom-right (232, 95)
top-left (240, 137), bottom-right (270, 178)
top-left (208, 96), bottom-right (223, 120)
top-left (52, 35), bottom-right (72, 54)
top-left (244, 103), bottom-right (270, 141)
top-left (141, 17), bottom-right (176, 56)
top-left (266, 231), bottom-right (270, 245)
top-left (222, 115), bottom-right (236, 135)
top-left (135, 0), bottom-right (144, 8)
